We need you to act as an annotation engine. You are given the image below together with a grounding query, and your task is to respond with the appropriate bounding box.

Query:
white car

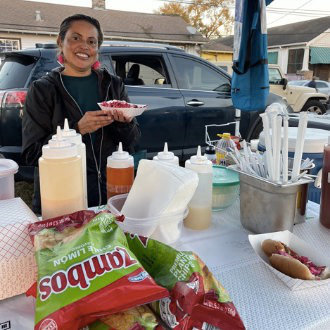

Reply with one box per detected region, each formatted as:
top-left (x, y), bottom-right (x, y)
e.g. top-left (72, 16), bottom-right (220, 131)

top-left (288, 80), bottom-right (330, 96)
top-left (268, 66), bottom-right (329, 114)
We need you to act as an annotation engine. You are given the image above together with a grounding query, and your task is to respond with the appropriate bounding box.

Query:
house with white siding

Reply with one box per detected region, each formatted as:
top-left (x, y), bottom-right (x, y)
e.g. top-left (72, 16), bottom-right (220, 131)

top-left (201, 16), bottom-right (330, 81)
top-left (266, 16), bottom-right (330, 81)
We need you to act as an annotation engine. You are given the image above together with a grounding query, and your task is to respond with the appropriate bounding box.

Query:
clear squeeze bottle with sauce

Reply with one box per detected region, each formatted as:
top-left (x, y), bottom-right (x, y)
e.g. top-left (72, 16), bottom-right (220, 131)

top-left (39, 126), bottom-right (84, 220)
top-left (106, 142), bottom-right (134, 199)
top-left (184, 146), bottom-right (213, 230)
top-left (52, 118), bottom-right (88, 209)
top-left (153, 142), bottom-right (179, 166)
top-left (320, 135), bottom-right (330, 229)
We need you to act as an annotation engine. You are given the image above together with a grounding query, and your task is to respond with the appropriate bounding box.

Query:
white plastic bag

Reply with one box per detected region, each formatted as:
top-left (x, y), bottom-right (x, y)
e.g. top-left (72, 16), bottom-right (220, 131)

top-left (0, 294), bottom-right (35, 329)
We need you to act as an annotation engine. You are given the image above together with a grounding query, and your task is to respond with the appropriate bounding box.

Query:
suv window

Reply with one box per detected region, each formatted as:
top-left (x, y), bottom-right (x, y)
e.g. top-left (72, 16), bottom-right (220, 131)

top-left (269, 68), bottom-right (282, 84)
top-left (0, 54), bottom-right (36, 89)
top-left (171, 55), bottom-right (230, 92)
top-left (111, 54), bottom-right (171, 87)
top-left (29, 56), bottom-right (58, 84)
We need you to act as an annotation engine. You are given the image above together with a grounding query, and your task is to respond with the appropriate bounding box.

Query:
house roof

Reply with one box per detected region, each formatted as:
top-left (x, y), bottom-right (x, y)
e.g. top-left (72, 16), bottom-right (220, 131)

top-left (202, 39), bottom-right (233, 52)
top-left (0, 0), bottom-right (206, 44)
top-left (267, 16), bottom-right (330, 47)
top-left (202, 16), bottom-right (330, 51)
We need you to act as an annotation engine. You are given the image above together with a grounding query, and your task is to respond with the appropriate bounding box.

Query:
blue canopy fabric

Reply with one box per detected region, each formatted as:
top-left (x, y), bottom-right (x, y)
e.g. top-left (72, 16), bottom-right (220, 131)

top-left (231, 0), bottom-right (273, 112)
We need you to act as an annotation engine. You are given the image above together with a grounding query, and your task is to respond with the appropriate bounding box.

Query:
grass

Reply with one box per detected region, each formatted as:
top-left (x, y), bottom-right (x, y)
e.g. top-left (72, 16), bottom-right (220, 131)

top-left (15, 181), bottom-right (34, 209)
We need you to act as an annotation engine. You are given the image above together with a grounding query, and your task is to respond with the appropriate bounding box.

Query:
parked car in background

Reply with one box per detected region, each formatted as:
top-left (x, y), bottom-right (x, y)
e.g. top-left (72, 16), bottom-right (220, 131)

top-left (288, 79), bottom-right (330, 96)
top-left (268, 65), bottom-right (329, 114)
top-left (0, 42), bottom-right (285, 180)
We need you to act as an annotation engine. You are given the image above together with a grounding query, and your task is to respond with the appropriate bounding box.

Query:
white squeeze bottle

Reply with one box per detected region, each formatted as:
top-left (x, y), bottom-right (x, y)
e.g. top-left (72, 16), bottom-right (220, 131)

top-left (184, 146), bottom-right (213, 230)
top-left (39, 126), bottom-right (84, 220)
top-left (153, 142), bottom-right (179, 166)
top-left (54, 119), bottom-right (88, 208)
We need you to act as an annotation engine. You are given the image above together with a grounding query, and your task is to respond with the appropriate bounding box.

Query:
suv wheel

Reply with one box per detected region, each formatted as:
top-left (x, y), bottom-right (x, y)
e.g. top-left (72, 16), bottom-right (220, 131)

top-left (301, 100), bottom-right (326, 115)
top-left (246, 118), bottom-right (263, 142)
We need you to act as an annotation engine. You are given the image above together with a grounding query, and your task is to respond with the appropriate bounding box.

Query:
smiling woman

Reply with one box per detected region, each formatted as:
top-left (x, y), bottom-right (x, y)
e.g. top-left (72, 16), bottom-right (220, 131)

top-left (57, 18), bottom-right (102, 76)
top-left (21, 14), bottom-right (141, 213)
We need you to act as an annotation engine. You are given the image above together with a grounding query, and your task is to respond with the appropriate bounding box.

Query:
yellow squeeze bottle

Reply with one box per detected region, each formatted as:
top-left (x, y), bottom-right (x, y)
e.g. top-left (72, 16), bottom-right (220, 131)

top-left (39, 126), bottom-right (84, 220)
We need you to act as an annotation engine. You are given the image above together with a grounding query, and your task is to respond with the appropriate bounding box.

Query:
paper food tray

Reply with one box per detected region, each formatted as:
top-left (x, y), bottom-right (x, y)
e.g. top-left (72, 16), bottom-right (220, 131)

top-left (98, 102), bottom-right (148, 117)
top-left (248, 230), bottom-right (330, 291)
top-left (0, 198), bottom-right (38, 300)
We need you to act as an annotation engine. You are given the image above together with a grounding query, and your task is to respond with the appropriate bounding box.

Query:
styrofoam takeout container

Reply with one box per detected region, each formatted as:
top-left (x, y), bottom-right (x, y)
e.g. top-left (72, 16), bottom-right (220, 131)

top-left (0, 159), bottom-right (18, 200)
top-left (249, 230), bottom-right (330, 290)
top-left (107, 193), bottom-right (187, 245)
top-left (98, 102), bottom-right (148, 117)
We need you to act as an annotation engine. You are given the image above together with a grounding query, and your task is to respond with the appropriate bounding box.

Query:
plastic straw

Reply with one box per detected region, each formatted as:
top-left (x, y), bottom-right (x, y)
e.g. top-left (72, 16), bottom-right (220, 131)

top-left (270, 113), bottom-right (277, 174)
top-left (291, 112), bottom-right (308, 181)
top-left (282, 115), bottom-right (289, 183)
top-left (274, 115), bottom-right (282, 182)
top-left (294, 170), bottom-right (308, 182)
top-left (260, 113), bottom-right (274, 180)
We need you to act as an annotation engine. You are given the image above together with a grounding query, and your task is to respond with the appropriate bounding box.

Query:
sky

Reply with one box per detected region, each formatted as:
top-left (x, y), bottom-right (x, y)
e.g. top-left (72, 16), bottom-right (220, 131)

top-left (26, 0), bottom-right (330, 29)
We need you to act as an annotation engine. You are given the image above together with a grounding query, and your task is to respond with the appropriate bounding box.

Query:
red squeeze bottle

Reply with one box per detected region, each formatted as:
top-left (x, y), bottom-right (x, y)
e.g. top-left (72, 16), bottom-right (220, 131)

top-left (320, 135), bottom-right (330, 228)
top-left (106, 142), bottom-right (134, 200)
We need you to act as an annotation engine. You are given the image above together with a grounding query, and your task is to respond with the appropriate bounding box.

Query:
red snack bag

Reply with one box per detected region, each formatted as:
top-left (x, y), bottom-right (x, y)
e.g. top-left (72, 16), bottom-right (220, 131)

top-left (125, 234), bottom-right (245, 330)
top-left (28, 211), bottom-right (168, 330)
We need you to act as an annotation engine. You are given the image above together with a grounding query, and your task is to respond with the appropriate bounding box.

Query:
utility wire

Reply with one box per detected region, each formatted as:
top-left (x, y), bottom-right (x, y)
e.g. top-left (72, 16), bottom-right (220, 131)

top-left (268, 0), bottom-right (313, 25)
top-left (157, 0), bottom-right (329, 17)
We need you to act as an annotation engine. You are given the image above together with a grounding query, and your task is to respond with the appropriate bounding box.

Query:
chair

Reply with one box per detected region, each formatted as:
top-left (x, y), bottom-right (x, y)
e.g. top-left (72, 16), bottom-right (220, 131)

top-left (124, 64), bottom-right (145, 85)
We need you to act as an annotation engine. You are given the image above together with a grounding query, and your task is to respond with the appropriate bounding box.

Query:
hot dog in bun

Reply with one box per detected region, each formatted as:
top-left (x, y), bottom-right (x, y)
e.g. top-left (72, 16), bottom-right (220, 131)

top-left (261, 239), bottom-right (330, 280)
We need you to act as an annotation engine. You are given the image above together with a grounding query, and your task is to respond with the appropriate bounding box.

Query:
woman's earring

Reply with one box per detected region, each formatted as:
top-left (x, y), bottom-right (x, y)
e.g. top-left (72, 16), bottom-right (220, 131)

top-left (57, 54), bottom-right (64, 65)
top-left (92, 61), bottom-right (101, 70)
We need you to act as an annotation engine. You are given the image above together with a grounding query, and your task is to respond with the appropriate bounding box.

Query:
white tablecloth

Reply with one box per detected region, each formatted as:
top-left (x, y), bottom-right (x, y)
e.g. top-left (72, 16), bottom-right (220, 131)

top-left (174, 200), bottom-right (330, 330)
top-left (1, 201), bottom-right (329, 330)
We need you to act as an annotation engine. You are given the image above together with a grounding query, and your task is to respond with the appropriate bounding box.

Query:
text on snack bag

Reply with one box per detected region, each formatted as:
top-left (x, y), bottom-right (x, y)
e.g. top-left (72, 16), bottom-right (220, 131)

top-left (53, 247), bottom-right (87, 266)
top-left (169, 252), bottom-right (196, 281)
top-left (39, 246), bottom-right (137, 301)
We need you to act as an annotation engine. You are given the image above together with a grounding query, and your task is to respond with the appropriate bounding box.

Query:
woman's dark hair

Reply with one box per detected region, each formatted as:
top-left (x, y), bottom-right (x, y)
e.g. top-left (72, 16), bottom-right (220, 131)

top-left (58, 14), bottom-right (103, 48)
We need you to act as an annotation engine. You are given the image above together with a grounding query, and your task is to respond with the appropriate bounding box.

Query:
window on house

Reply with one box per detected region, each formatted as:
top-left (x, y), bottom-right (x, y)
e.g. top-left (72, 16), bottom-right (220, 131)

top-left (287, 49), bottom-right (304, 74)
top-left (268, 52), bottom-right (278, 64)
top-left (0, 38), bottom-right (20, 53)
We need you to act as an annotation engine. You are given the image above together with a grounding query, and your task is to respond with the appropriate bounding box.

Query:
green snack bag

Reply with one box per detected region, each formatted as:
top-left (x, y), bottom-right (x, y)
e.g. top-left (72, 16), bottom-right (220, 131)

top-left (28, 211), bottom-right (168, 330)
top-left (125, 234), bottom-right (245, 330)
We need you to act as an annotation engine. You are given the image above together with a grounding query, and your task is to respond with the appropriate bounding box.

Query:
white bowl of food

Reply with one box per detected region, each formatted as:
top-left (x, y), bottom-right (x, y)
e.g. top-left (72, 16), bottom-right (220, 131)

top-left (98, 100), bottom-right (148, 117)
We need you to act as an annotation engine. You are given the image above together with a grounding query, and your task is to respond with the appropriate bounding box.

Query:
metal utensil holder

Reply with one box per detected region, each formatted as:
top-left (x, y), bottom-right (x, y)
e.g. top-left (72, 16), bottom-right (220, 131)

top-left (231, 167), bottom-right (314, 234)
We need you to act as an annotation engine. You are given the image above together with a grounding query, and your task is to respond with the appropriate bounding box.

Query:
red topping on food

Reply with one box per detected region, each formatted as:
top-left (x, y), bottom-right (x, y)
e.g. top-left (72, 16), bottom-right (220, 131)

top-left (276, 247), bottom-right (326, 276)
top-left (100, 100), bottom-right (144, 109)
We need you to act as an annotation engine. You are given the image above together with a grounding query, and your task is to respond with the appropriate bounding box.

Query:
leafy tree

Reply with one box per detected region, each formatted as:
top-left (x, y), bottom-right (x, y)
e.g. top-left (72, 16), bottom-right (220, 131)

top-left (155, 0), bottom-right (234, 39)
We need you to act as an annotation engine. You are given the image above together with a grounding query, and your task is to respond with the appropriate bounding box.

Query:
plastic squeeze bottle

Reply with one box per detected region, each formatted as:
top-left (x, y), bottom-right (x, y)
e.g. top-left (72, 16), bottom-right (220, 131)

top-left (320, 135), bottom-right (330, 228)
top-left (216, 133), bottom-right (236, 166)
top-left (39, 126), bottom-right (84, 220)
top-left (52, 119), bottom-right (87, 208)
top-left (184, 146), bottom-right (213, 230)
top-left (106, 142), bottom-right (134, 199)
top-left (153, 142), bottom-right (179, 166)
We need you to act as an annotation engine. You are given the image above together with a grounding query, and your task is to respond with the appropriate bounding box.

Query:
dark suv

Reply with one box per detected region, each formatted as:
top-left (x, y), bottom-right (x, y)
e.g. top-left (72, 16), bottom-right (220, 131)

top-left (0, 41), bottom-right (283, 180)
